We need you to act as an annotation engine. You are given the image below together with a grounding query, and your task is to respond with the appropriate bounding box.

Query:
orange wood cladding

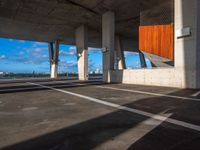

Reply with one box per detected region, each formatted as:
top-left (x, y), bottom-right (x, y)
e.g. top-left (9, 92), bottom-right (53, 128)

top-left (139, 24), bottom-right (174, 60)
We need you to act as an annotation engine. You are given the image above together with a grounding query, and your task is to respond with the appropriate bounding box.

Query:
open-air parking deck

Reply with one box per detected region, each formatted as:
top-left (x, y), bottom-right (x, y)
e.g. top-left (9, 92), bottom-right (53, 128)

top-left (0, 79), bottom-right (200, 150)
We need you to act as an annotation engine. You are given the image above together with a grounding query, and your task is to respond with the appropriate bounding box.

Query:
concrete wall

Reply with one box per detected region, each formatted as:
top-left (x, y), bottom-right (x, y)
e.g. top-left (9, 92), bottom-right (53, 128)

top-left (110, 68), bottom-right (183, 88)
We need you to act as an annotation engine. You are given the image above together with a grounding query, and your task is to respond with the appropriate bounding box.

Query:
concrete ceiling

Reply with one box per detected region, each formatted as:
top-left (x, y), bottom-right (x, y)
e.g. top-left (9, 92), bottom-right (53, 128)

top-left (0, 0), bottom-right (165, 50)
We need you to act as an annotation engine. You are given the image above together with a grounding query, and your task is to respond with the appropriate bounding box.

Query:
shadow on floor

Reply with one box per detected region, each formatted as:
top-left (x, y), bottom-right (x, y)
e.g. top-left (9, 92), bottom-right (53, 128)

top-left (0, 80), bottom-right (106, 94)
top-left (0, 78), bottom-right (78, 85)
top-left (1, 89), bottom-right (200, 150)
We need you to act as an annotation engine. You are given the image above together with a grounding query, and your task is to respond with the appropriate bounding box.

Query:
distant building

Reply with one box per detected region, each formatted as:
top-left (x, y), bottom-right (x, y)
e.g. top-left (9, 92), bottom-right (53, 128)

top-left (94, 68), bottom-right (102, 74)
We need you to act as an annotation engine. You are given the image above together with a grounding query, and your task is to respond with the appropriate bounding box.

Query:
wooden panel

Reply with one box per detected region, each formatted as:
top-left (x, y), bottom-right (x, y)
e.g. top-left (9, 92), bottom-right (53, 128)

top-left (139, 24), bottom-right (174, 60)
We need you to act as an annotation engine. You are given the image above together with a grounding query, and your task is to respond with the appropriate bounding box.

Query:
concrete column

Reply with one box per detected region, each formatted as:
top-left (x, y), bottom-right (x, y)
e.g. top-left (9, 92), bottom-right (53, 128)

top-left (115, 36), bottom-right (126, 70)
top-left (102, 11), bottom-right (115, 82)
top-left (48, 42), bottom-right (54, 73)
top-left (175, 0), bottom-right (200, 88)
top-left (48, 40), bottom-right (60, 79)
top-left (139, 51), bottom-right (147, 68)
top-left (75, 25), bottom-right (88, 81)
top-left (51, 63), bottom-right (58, 78)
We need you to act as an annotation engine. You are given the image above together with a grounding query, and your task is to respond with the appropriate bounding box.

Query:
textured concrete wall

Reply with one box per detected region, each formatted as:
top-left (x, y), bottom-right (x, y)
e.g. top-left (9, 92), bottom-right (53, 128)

top-left (110, 69), bottom-right (184, 88)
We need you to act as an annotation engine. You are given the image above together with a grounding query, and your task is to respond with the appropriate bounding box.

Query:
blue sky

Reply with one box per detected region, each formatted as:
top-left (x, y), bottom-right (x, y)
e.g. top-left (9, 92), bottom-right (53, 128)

top-left (124, 51), bottom-right (152, 69)
top-left (0, 38), bottom-right (151, 73)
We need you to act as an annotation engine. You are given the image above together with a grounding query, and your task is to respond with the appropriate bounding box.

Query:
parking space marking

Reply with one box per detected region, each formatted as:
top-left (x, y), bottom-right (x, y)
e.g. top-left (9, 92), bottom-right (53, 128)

top-left (110, 112), bottom-right (172, 149)
top-left (96, 86), bottom-right (200, 102)
top-left (192, 90), bottom-right (200, 97)
top-left (28, 82), bottom-right (200, 132)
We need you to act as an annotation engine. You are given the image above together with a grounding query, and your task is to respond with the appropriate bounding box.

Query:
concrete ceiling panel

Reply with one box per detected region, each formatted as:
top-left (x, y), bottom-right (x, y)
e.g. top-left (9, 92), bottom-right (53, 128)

top-left (0, 0), bottom-right (172, 52)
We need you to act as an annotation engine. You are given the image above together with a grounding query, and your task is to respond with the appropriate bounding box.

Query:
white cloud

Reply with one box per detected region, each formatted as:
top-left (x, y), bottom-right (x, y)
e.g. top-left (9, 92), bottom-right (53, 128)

top-left (10, 46), bottom-right (49, 65)
top-left (68, 46), bottom-right (77, 54)
top-left (66, 61), bottom-right (77, 67)
top-left (59, 61), bottom-right (77, 67)
top-left (35, 48), bottom-right (46, 52)
top-left (18, 40), bottom-right (26, 44)
top-left (26, 47), bottom-right (47, 53)
top-left (59, 46), bottom-right (77, 56)
top-left (58, 61), bottom-right (78, 72)
top-left (24, 61), bottom-right (34, 64)
top-left (18, 51), bottom-right (25, 56)
top-left (124, 51), bottom-right (139, 57)
top-left (32, 42), bottom-right (47, 47)
top-left (8, 39), bottom-right (14, 42)
top-left (89, 48), bottom-right (102, 53)
top-left (134, 61), bottom-right (141, 68)
top-left (59, 50), bottom-right (76, 56)
top-left (59, 50), bottom-right (68, 56)
top-left (0, 55), bottom-right (6, 60)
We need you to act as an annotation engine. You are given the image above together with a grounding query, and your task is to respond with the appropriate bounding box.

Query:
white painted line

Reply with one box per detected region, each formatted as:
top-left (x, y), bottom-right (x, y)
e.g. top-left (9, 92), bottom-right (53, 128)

top-left (109, 112), bottom-right (172, 149)
top-left (27, 82), bottom-right (200, 132)
top-left (192, 91), bottom-right (200, 97)
top-left (96, 86), bottom-right (200, 102)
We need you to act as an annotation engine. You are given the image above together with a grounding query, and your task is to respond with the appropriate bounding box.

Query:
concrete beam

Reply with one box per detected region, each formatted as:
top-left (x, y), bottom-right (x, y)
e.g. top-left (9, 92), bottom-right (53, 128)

top-left (76, 25), bottom-right (88, 81)
top-left (48, 40), bottom-right (60, 79)
top-left (102, 11), bottom-right (115, 82)
top-left (115, 35), bottom-right (126, 70)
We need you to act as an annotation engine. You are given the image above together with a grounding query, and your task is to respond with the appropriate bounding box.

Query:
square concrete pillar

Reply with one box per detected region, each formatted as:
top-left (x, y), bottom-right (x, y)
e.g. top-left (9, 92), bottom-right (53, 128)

top-left (175, 0), bottom-right (200, 88)
top-left (48, 42), bottom-right (54, 74)
top-left (50, 63), bottom-right (58, 79)
top-left (76, 25), bottom-right (88, 81)
top-left (115, 36), bottom-right (126, 70)
top-left (48, 40), bottom-right (60, 79)
top-left (102, 11), bottom-right (115, 82)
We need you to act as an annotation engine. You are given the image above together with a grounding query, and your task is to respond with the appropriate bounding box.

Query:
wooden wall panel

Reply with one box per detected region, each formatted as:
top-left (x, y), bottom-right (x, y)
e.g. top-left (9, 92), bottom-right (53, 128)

top-left (139, 24), bottom-right (174, 60)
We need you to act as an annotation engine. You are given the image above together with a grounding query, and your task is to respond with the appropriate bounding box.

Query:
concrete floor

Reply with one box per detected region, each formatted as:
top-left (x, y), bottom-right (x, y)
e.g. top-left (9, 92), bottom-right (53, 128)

top-left (0, 79), bottom-right (200, 150)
